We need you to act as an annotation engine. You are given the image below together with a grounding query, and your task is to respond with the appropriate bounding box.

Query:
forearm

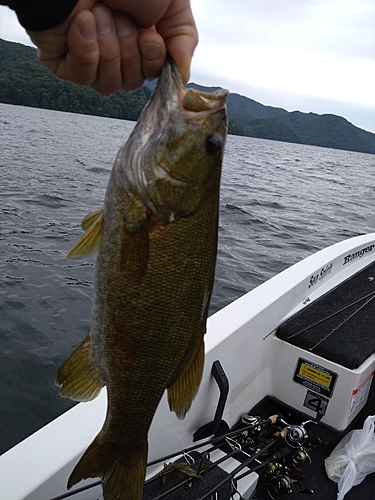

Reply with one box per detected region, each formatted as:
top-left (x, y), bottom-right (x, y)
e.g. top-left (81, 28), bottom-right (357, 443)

top-left (0, 0), bottom-right (78, 31)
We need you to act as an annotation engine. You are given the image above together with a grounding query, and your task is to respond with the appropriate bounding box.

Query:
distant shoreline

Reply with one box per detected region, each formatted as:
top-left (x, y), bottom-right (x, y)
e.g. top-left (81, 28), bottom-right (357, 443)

top-left (1, 38), bottom-right (374, 155)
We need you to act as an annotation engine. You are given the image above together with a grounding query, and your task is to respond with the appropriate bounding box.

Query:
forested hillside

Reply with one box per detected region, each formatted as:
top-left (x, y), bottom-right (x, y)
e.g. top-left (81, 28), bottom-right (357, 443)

top-left (188, 84), bottom-right (375, 154)
top-left (1, 38), bottom-right (375, 154)
top-left (0, 38), bottom-right (151, 121)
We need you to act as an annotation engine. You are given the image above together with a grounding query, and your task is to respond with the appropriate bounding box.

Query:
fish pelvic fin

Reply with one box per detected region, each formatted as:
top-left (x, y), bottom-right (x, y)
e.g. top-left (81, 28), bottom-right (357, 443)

top-left (67, 209), bottom-right (104, 259)
top-left (168, 338), bottom-right (205, 420)
top-left (56, 335), bottom-right (104, 401)
top-left (68, 434), bottom-right (148, 500)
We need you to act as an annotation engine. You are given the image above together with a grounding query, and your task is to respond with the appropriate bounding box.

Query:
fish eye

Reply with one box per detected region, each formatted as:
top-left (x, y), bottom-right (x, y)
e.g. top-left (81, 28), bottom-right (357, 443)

top-left (205, 134), bottom-right (223, 155)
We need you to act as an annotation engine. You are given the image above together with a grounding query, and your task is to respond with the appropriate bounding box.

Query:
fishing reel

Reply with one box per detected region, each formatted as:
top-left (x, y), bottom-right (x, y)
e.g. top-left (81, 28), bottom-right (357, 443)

top-left (264, 461), bottom-right (286, 481)
top-left (267, 475), bottom-right (314, 499)
top-left (283, 420), bottom-right (316, 448)
top-left (241, 413), bottom-right (265, 436)
top-left (231, 410), bottom-right (318, 499)
top-left (267, 474), bottom-right (293, 499)
top-left (292, 448), bottom-right (311, 466)
top-left (264, 458), bottom-right (314, 500)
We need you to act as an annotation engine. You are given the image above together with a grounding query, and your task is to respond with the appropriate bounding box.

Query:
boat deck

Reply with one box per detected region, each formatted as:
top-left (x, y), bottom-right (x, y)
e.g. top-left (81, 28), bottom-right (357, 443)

top-left (277, 260), bottom-right (375, 369)
top-left (143, 390), bottom-right (375, 500)
top-left (272, 258), bottom-right (375, 498)
top-left (249, 393), bottom-right (375, 500)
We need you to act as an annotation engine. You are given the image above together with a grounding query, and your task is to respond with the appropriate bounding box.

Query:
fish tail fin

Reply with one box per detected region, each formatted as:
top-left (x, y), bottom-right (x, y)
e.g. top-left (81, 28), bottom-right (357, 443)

top-left (168, 337), bottom-right (205, 419)
top-left (56, 335), bottom-right (104, 401)
top-left (68, 434), bottom-right (148, 500)
top-left (67, 209), bottom-right (104, 259)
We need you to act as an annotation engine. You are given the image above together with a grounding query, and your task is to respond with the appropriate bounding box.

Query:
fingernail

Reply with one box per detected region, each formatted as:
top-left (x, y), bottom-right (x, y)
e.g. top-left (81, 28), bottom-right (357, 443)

top-left (141, 42), bottom-right (162, 62)
top-left (95, 7), bottom-right (113, 36)
top-left (78, 17), bottom-right (96, 42)
top-left (114, 14), bottom-right (134, 37)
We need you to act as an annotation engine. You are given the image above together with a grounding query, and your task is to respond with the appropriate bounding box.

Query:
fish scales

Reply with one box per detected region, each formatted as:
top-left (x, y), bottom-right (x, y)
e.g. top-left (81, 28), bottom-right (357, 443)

top-left (56, 57), bottom-right (228, 500)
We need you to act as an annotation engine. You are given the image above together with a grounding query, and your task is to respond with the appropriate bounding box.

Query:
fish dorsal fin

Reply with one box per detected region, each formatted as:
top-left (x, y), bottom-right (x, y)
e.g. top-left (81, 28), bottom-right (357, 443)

top-left (56, 335), bottom-right (104, 401)
top-left (67, 209), bottom-right (104, 259)
top-left (167, 337), bottom-right (205, 419)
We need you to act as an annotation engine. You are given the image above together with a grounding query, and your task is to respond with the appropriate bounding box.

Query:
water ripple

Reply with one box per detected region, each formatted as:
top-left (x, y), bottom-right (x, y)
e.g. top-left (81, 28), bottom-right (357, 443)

top-left (1, 103), bottom-right (375, 453)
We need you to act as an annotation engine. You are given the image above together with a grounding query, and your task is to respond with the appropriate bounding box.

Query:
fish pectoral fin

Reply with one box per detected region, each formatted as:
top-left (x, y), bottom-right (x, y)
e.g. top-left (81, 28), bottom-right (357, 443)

top-left (167, 337), bottom-right (205, 420)
top-left (81, 209), bottom-right (103, 231)
top-left (68, 433), bottom-right (148, 500)
top-left (67, 209), bottom-right (104, 259)
top-left (56, 335), bottom-right (104, 401)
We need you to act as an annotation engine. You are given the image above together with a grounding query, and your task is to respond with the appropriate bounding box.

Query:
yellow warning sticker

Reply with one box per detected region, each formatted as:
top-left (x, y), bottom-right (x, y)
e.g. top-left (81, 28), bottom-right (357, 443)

top-left (293, 358), bottom-right (338, 398)
top-left (299, 363), bottom-right (332, 388)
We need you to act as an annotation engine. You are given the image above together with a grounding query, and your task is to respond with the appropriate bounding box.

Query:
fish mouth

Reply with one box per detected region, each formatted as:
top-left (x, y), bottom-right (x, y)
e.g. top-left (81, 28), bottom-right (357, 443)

top-left (117, 56), bottom-right (228, 220)
top-left (154, 56), bottom-right (229, 118)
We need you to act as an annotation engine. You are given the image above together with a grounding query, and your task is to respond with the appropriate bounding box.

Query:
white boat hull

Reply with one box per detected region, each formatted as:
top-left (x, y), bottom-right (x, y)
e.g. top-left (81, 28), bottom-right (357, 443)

top-left (2, 233), bottom-right (375, 500)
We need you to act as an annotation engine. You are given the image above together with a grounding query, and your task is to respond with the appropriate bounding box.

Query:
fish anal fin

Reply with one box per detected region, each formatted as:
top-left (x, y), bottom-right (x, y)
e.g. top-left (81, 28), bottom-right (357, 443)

top-left (68, 433), bottom-right (148, 500)
top-left (168, 338), bottom-right (205, 420)
top-left (56, 335), bottom-right (104, 401)
top-left (67, 210), bottom-right (104, 259)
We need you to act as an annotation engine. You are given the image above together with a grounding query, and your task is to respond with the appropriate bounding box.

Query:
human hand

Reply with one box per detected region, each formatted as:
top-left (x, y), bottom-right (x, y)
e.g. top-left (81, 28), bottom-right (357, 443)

top-left (27, 0), bottom-right (198, 95)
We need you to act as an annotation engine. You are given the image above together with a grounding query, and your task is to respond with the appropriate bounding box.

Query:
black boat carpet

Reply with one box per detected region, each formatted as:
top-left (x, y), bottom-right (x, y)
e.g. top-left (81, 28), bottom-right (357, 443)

top-left (277, 260), bottom-right (375, 369)
top-left (143, 451), bottom-right (232, 500)
top-left (248, 391), bottom-right (375, 500)
top-left (141, 394), bottom-right (375, 500)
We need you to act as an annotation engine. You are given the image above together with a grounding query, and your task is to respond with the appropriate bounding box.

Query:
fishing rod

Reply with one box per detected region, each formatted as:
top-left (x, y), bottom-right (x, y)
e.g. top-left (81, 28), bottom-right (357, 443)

top-left (146, 433), bottom-right (280, 500)
top-left (197, 416), bottom-right (317, 500)
top-left (48, 480), bottom-right (102, 500)
top-left (197, 434), bottom-right (284, 500)
top-left (145, 423), bottom-right (272, 499)
top-left (150, 415), bottom-right (310, 500)
top-left (147, 421), bottom-right (266, 467)
top-left (48, 423), bottom-right (265, 500)
top-left (49, 413), bottom-right (317, 500)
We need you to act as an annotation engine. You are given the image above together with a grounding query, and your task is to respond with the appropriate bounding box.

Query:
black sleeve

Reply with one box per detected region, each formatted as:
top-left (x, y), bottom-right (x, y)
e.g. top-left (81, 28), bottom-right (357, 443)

top-left (0, 0), bottom-right (78, 31)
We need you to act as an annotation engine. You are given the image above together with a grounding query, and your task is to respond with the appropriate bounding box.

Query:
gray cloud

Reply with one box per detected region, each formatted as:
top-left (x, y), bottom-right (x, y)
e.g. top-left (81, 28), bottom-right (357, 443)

top-left (190, 0), bottom-right (375, 131)
top-left (1, 1), bottom-right (374, 132)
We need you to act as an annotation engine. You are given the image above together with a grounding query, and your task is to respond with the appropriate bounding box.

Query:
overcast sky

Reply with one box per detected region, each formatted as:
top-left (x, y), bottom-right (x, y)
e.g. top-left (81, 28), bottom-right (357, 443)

top-left (1, 0), bottom-right (374, 132)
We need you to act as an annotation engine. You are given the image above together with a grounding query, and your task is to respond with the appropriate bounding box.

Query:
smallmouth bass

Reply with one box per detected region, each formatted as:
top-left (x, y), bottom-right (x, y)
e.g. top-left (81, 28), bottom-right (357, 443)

top-left (56, 57), bottom-right (228, 500)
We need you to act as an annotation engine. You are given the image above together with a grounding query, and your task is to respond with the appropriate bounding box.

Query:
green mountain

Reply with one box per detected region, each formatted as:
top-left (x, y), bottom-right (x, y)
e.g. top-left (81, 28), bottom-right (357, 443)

top-left (0, 38), bottom-right (151, 120)
top-left (188, 84), bottom-right (375, 154)
top-left (1, 38), bottom-right (374, 154)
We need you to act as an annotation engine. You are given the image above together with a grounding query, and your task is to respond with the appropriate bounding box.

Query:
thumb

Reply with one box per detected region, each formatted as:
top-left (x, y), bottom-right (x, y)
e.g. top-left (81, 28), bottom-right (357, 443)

top-left (155, 3), bottom-right (198, 84)
top-left (165, 30), bottom-right (198, 84)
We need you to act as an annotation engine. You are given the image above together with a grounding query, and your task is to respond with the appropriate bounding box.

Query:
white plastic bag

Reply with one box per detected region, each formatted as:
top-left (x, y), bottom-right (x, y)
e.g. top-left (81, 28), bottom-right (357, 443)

top-left (325, 415), bottom-right (375, 499)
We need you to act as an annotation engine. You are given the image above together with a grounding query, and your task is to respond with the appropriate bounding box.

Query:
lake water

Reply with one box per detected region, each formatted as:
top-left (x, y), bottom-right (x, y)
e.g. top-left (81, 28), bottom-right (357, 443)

top-left (1, 102), bottom-right (374, 454)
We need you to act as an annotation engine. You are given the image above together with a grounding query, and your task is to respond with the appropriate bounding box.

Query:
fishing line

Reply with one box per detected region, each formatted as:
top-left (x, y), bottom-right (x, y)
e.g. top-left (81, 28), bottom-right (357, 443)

top-left (286, 289), bottom-right (375, 340)
top-left (309, 291), bottom-right (375, 351)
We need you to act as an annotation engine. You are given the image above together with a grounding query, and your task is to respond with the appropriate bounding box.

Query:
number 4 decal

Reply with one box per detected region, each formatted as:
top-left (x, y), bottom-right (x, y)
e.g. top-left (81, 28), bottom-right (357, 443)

top-left (304, 390), bottom-right (329, 416)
